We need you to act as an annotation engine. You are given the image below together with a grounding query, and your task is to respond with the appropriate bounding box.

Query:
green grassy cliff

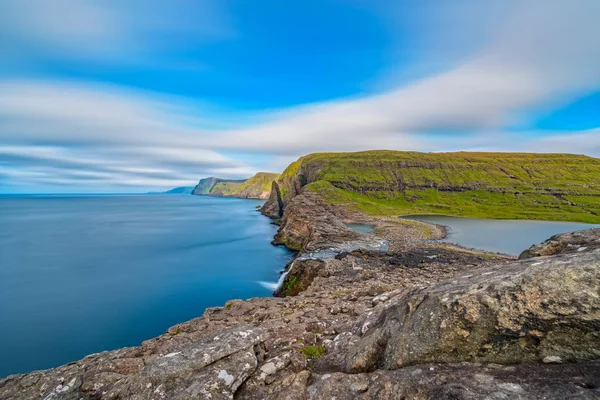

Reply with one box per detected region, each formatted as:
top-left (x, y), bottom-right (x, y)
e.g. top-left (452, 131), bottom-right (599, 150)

top-left (235, 172), bottom-right (280, 199)
top-left (209, 181), bottom-right (244, 196)
top-left (191, 177), bottom-right (245, 195)
top-left (193, 173), bottom-right (280, 199)
top-left (265, 151), bottom-right (600, 223)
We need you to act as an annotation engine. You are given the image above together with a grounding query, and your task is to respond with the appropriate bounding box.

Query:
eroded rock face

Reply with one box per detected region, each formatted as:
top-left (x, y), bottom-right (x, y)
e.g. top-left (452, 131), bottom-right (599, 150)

top-left (519, 228), bottom-right (600, 259)
top-left (274, 259), bottom-right (327, 297)
top-left (347, 249), bottom-right (600, 372)
top-left (273, 192), bottom-right (359, 251)
top-left (260, 181), bottom-right (285, 219)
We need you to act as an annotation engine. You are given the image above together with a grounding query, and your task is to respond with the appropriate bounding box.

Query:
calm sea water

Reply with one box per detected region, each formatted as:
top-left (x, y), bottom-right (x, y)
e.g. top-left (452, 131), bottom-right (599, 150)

top-left (0, 195), bottom-right (293, 377)
top-left (405, 215), bottom-right (600, 256)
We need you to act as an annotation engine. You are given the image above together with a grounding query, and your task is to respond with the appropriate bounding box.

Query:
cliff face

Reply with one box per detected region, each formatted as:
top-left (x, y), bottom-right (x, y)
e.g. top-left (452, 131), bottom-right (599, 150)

top-left (261, 151), bottom-right (600, 223)
top-left (191, 177), bottom-right (237, 195)
top-left (192, 173), bottom-right (279, 200)
top-left (208, 181), bottom-right (245, 197)
top-left (235, 173), bottom-right (280, 199)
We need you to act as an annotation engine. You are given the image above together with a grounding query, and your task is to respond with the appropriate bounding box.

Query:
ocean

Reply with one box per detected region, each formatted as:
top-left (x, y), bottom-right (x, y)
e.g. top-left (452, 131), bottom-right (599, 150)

top-left (0, 194), bottom-right (293, 377)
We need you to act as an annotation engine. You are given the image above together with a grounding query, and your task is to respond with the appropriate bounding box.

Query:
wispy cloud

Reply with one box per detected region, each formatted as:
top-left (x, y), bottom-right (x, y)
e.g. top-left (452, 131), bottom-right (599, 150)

top-left (0, 0), bottom-right (234, 63)
top-left (212, 0), bottom-right (600, 154)
top-left (0, 81), bottom-right (256, 191)
top-left (0, 1), bottom-right (599, 192)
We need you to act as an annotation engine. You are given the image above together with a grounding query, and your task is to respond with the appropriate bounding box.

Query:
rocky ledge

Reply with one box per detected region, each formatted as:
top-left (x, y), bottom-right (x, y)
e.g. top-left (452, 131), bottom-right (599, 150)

top-left (2, 190), bottom-right (600, 399)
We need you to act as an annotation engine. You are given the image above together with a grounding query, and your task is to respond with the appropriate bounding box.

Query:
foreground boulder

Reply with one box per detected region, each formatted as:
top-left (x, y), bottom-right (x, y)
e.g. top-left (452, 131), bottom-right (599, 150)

top-left (309, 361), bottom-right (600, 399)
top-left (0, 326), bottom-right (263, 400)
top-left (347, 249), bottom-right (600, 372)
top-left (519, 228), bottom-right (600, 259)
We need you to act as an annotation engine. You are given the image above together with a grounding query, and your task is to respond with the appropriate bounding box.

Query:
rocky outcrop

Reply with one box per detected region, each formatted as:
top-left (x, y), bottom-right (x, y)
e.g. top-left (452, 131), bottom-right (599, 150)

top-left (519, 228), bottom-right (600, 259)
top-left (0, 326), bottom-right (263, 400)
top-left (273, 192), bottom-right (359, 251)
top-left (274, 259), bottom-right (327, 297)
top-left (260, 181), bottom-right (284, 218)
top-left (345, 249), bottom-right (600, 372)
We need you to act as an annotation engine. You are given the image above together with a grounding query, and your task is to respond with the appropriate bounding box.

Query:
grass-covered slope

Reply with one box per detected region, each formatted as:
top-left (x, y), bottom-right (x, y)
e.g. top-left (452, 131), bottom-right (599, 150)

top-left (193, 173), bottom-right (280, 199)
top-left (191, 177), bottom-right (245, 195)
top-left (271, 151), bottom-right (600, 223)
top-left (209, 181), bottom-right (244, 196)
top-left (235, 172), bottom-right (280, 199)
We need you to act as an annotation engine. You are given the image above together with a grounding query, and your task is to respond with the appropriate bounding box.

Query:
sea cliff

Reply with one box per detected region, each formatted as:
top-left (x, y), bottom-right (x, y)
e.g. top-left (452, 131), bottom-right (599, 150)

top-left (192, 173), bottom-right (280, 200)
top-left (261, 150), bottom-right (600, 223)
top-left (3, 152), bottom-right (600, 399)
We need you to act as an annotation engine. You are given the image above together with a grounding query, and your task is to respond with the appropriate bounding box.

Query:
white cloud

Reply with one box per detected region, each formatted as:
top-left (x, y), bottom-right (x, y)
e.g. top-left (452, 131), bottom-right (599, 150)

top-left (0, 0), bottom-right (234, 62)
top-left (0, 81), bottom-right (257, 190)
top-left (208, 0), bottom-right (600, 155)
top-left (1, 0), bottom-right (599, 191)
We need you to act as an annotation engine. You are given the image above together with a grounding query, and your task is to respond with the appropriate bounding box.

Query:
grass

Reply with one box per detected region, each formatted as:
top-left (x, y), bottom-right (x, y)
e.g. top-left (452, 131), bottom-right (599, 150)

top-left (208, 172), bottom-right (279, 197)
top-left (300, 345), bottom-right (326, 360)
top-left (210, 181), bottom-right (244, 196)
top-left (273, 151), bottom-right (600, 223)
top-left (236, 172), bottom-right (279, 196)
top-left (281, 275), bottom-right (299, 295)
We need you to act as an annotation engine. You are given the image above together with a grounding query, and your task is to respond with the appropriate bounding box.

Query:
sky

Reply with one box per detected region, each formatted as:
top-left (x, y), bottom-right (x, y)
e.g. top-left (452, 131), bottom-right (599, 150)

top-left (1, 0), bottom-right (599, 193)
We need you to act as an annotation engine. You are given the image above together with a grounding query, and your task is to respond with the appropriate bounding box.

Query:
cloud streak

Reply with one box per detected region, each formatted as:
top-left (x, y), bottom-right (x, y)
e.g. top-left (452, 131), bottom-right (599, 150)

top-left (212, 0), bottom-right (600, 154)
top-left (0, 0), bottom-right (599, 192)
top-left (0, 0), bottom-right (234, 63)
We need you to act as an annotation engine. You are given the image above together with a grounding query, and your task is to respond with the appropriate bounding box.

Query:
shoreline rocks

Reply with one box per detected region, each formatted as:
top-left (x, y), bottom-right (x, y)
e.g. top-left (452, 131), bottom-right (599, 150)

top-left (519, 228), bottom-right (600, 259)
top-left (2, 190), bottom-right (600, 399)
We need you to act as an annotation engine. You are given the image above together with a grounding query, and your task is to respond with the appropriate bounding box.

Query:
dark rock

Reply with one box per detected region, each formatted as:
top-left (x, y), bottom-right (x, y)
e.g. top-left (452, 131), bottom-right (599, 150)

top-left (260, 181), bottom-right (285, 218)
top-left (275, 259), bottom-right (326, 297)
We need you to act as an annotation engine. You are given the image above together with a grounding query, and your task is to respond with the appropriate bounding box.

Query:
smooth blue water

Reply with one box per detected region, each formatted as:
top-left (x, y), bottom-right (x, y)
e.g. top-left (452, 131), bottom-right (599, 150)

top-left (0, 195), bottom-right (293, 378)
top-left (404, 215), bottom-right (600, 256)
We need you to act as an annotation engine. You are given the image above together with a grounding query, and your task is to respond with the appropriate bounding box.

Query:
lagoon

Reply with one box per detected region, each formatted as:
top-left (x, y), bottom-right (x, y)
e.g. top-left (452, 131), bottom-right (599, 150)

top-left (404, 215), bottom-right (600, 256)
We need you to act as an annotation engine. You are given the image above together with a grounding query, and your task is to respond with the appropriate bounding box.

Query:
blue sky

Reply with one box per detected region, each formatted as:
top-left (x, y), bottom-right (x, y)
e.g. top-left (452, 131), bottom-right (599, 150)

top-left (0, 0), bottom-right (599, 193)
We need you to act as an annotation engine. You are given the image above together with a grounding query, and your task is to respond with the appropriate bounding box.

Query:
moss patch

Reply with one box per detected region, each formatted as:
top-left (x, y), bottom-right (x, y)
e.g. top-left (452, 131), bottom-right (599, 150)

top-left (301, 345), bottom-right (326, 360)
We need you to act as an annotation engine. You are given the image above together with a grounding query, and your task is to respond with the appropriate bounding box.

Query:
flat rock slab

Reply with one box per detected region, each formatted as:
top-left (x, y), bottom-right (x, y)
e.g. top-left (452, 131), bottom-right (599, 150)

top-left (309, 361), bottom-right (600, 399)
top-left (347, 249), bottom-right (600, 372)
top-left (519, 228), bottom-right (600, 259)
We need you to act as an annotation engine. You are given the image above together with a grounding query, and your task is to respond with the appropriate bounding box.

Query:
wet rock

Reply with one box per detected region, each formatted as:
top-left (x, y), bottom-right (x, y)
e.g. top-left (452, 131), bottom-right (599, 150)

top-left (348, 250), bottom-right (600, 372)
top-left (519, 228), bottom-right (600, 259)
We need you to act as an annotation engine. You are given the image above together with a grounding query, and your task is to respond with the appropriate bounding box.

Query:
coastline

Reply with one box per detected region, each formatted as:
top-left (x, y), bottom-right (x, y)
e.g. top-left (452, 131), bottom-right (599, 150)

top-left (2, 189), bottom-right (600, 399)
